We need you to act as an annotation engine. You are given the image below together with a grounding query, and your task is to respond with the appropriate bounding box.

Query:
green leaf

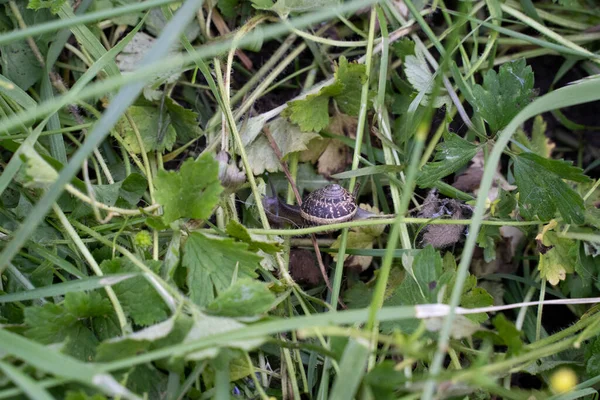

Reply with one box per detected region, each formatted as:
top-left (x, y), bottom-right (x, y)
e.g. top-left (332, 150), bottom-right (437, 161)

top-left (206, 279), bottom-right (276, 317)
top-left (391, 38), bottom-right (415, 61)
top-left (165, 98), bottom-right (203, 143)
top-left (125, 364), bottom-right (168, 400)
top-left (154, 154), bottom-right (223, 223)
top-left (284, 94), bottom-right (330, 132)
top-left (183, 232), bottom-right (262, 307)
top-left (476, 225), bottom-right (501, 262)
top-left (471, 59), bottom-right (536, 132)
top-left (493, 314), bottom-right (523, 355)
top-left (24, 303), bottom-right (77, 344)
top-left (184, 314), bottom-right (266, 360)
top-left (23, 292), bottom-right (109, 361)
top-left (96, 317), bottom-right (177, 362)
top-left (332, 56), bottom-right (368, 116)
top-left (217, 0), bottom-right (239, 19)
top-left (65, 391), bottom-right (108, 400)
top-left (283, 56), bottom-right (367, 131)
top-left (27, 0), bottom-right (67, 13)
top-left (585, 336), bottom-right (600, 377)
top-left (365, 360), bottom-right (406, 399)
top-left (538, 231), bottom-right (577, 285)
top-left (417, 133), bottom-right (479, 187)
top-left (460, 287), bottom-right (493, 324)
top-left (100, 258), bottom-right (169, 326)
top-left (404, 54), bottom-right (450, 108)
top-left (225, 220), bottom-right (282, 254)
top-left (64, 291), bottom-right (113, 318)
top-left (117, 173), bottom-right (148, 206)
top-left (116, 106), bottom-right (177, 153)
top-left (0, 41), bottom-right (43, 91)
top-left (512, 115), bottom-right (554, 158)
top-left (513, 153), bottom-right (588, 224)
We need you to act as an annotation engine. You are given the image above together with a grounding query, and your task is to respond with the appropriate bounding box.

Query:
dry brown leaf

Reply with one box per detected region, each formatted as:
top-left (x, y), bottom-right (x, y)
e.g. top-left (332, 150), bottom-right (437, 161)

top-left (299, 137), bottom-right (328, 163)
top-left (453, 150), bottom-right (515, 202)
top-left (317, 139), bottom-right (348, 177)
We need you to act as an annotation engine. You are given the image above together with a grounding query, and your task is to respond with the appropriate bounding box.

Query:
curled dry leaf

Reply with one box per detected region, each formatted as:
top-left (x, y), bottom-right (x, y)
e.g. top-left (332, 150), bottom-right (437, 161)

top-left (417, 190), bottom-right (470, 249)
top-left (216, 151), bottom-right (246, 191)
top-left (242, 117), bottom-right (320, 175)
top-left (299, 112), bottom-right (356, 177)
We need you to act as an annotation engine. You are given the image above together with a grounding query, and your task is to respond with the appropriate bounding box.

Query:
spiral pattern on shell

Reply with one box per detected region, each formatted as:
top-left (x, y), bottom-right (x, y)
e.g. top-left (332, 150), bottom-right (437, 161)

top-left (300, 184), bottom-right (358, 225)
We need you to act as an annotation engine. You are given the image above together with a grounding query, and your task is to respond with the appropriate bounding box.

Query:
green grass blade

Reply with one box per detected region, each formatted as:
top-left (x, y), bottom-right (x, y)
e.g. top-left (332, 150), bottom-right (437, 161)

top-left (329, 339), bottom-right (371, 399)
top-left (0, 361), bottom-right (55, 400)
top-left (0, 0), bottom-right (177, 46)
top-left (0, 329), bottom-right (98, 383)
top-left (0, 273), bottom-right (139, 303)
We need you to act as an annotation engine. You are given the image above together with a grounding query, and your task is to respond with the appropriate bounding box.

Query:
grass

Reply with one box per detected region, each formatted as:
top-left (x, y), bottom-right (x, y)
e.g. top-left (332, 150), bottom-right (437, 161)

top-left (1, 0), bottom-right (600, 399)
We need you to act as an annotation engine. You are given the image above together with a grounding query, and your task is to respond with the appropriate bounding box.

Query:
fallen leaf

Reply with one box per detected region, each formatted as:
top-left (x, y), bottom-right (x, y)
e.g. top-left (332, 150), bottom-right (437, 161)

top-left (243, 117), bottom-right (320, 175)
top-left (317, 139), bottom-right (348, 177)
top-left (453, 150), bottom-right (516, 202)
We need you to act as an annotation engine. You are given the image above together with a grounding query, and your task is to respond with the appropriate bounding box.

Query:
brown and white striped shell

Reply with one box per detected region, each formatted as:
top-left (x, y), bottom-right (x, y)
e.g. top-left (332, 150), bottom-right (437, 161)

top-left (300, 184), bottom-right (358, 225)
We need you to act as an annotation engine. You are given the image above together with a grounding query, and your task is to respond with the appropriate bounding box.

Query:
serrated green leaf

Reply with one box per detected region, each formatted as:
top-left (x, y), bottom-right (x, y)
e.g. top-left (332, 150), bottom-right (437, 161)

top-left (116, 106), bottom-right (176, 153)
top-left (100, 258), bottom-right (169, 326)
top-left (513, 153), bottom-right (587, 224)
top-left (283, 56), bottom-right (367, 131)
top-left (206, 279), bottom-right (276, 317)
top-left (343, 281), bottom-right (373, 309)
top-left (538, 231), bottom-right (577, 285)
top-left (24, 303), bottom-right (77, 343)
top-left (23, 292), bottom-right (107, 361)
top-left (493, 314), bottom-right (523, 355)
top-left (476, 225), bottom-right (501, 262)
top-left (64, 291), bottom-right (112, 318)
top-left (284, 94), bottom-right (330, 132)
top-left (404, 54), bottom-right (450, 108)
top-left (154, 154), bottom-right (223, 223)
top-left (460, 287), bottom-right (493, 323)
top-left (183, 233), bottom-right (261, 307)
top-left (332, 56), bottom-right (368, 115)
top-left (391, 38), bottom-right (415, 60)
top-left (417, 133), bottom-right (479, 187)
top-left (27, 0), bottom-right (66, 13)
top-left (165, 98), bottom-right (203, 143)
top-left (471, 59), bottom-right (536, 132)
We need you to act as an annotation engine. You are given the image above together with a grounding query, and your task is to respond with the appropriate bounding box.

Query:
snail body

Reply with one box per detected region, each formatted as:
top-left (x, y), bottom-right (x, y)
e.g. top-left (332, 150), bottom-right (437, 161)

top-left (300, 184), bottom-right (358, 225)
top-left (265, 182), bottom-right (383, 228)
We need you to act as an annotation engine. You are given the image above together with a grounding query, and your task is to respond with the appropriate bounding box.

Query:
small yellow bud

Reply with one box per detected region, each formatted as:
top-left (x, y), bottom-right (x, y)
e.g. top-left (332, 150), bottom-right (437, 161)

top-left (549, 367), bottom-right (578, 394)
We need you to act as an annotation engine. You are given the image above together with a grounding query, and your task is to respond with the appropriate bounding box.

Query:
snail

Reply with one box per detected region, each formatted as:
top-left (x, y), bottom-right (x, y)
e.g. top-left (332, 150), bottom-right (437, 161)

top-left (264, 183), bottom-right (389, 228)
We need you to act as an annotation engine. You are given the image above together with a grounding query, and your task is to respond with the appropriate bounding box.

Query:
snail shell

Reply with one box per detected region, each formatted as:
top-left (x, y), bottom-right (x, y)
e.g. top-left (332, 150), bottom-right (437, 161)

top-left (300, 184), bottom-right (358, 225)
